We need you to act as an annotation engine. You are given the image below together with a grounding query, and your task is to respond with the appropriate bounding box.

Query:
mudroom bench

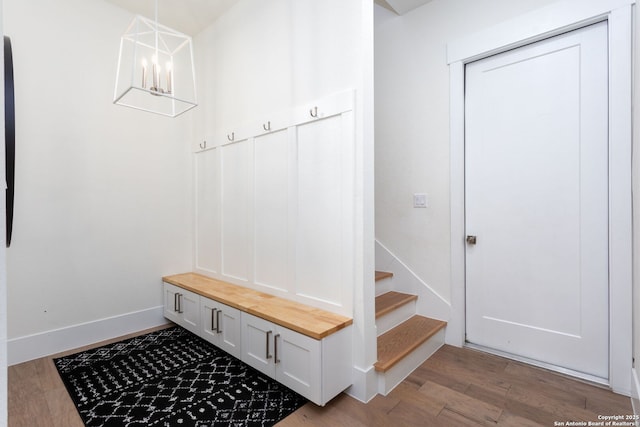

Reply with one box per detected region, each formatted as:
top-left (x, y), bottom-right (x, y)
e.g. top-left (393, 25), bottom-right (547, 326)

top-left (162, 272), bottom-right (353, 406)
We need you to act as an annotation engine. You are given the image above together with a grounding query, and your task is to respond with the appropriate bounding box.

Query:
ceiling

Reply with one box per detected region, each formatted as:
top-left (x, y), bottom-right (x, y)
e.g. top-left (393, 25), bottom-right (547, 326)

top-left (105, 0), bottom-right (435, 36)
top-left (105, 0), bottom-right (239, 35)
top-left (375, 0), bottom-right (434, 15)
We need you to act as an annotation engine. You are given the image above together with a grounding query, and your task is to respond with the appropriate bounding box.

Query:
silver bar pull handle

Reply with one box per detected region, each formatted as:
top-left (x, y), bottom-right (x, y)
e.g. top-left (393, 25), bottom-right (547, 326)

top-left (177, 294), bottom-right (184, 313)
top-left (211, 308), bottom-right (217, 331)
top-left (274, 333), bottom-right (280, 364)
top-left (266, 330), bottom-right (272, 359)
top-left (216, 310), bottom-right (222, 333)
top-left (174, 293), bottom-right (179, 312)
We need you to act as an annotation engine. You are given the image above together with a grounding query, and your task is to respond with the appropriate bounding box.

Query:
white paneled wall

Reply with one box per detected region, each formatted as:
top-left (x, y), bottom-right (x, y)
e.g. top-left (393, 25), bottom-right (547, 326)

top-left (254, 130), bottom-right (289, 292)
top-left (195, 92), bottom-right (355, 316)
top-left (221, 140), bottom-right (251, 281)
top-left (195, 149), bottom-right (220, 274)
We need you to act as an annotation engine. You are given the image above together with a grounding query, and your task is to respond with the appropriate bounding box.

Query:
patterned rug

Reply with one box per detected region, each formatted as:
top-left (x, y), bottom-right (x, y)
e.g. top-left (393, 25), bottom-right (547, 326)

top-left (54, 326), bottom-right (307, 426)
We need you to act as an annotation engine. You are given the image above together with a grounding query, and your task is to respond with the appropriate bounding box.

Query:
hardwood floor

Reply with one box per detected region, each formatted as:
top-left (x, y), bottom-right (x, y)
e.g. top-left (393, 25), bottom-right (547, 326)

top-left (278, 345), bottom-right (633, 426)
top-left (8, 327), bottom-right (633, 427)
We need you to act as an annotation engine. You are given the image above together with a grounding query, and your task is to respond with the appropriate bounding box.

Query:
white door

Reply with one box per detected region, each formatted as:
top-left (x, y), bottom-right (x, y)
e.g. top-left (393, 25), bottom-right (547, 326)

top-left (465, 22), bottom-right (609, 379)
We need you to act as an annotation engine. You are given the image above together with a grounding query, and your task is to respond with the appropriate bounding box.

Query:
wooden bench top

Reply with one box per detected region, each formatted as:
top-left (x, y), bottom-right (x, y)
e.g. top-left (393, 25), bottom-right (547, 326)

top-left (163, 272), bottom-right (353, 340)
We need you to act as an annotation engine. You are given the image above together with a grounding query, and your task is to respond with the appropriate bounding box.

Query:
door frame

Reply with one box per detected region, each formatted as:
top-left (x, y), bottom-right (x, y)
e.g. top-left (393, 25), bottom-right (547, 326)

top-left (448, 0), bottom-right (634, 395)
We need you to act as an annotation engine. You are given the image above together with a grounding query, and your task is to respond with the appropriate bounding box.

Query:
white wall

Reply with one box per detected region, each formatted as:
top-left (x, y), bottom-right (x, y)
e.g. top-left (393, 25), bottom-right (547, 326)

top-left (194, 0), bottom-right (363, 142)
top-left (374, 0), bottom-right (561, 305)
top-left (4, 0), bottom-right (193, 362)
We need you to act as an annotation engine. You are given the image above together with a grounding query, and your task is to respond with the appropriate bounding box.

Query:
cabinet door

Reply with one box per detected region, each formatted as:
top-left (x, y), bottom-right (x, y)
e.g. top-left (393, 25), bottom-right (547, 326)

top-left (201, 297), bottom-right (242, 359)
top-left (241, 313), bottom-right (276, 377)
top-left (217, 304), bottom-right (242, 359)
top-left (163, 282), bottom-right (200, 334)
top-left (200, 297), bottom-right (219, 344)
top-left (275, 326), bottom-right (322, 403)
top-left (163, 282), bottom-right (182, 324)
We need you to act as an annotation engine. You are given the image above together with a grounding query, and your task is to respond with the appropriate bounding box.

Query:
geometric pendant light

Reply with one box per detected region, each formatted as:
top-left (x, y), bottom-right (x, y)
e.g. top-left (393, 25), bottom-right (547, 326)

top-left (113, 0), bottom-right (197, 117)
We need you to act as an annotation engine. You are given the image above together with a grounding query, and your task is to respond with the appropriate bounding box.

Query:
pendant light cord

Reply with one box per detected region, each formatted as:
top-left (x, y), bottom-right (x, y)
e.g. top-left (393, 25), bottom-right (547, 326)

top-left (154, 0), bottom-right (159, 61)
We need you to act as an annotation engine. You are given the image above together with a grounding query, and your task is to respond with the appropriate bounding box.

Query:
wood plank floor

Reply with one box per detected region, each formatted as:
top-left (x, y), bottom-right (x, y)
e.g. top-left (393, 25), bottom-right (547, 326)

top-left (8, 327), bottom-right (633, 426)
top-left (279, 345), bottom-right (633, 426)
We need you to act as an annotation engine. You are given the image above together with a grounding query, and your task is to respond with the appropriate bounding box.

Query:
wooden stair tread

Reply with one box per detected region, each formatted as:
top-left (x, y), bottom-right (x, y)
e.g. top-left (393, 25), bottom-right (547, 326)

top-left (375, 291), bottom-right (418, 318)
top-left (375, 315), bottom-right (447, 372)
top-left (375, 271), bottom-right (393, 281)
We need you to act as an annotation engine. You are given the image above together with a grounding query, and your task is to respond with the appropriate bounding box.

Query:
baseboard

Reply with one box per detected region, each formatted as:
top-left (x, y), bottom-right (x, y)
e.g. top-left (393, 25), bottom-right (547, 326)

top-left (632, 368), bottom-right (640, 416)
top-left (345, 364), bottom-right (378, 403)
top-left (8, 306), bottom-right (168, 365)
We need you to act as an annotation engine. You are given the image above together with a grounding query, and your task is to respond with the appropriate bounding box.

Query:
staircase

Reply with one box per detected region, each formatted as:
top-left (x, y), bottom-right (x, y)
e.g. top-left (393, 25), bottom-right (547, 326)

top-left (374, 270), bottom-right (447, 395)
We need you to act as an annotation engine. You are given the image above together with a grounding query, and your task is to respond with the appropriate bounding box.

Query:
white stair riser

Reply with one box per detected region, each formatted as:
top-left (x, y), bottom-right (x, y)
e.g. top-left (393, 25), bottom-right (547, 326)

top-left (377, 327), bottom-right (445, 396)
top-left (375, 277), bottom-right (393, 296)
top-left (376, 300), bottom-right (416, 336)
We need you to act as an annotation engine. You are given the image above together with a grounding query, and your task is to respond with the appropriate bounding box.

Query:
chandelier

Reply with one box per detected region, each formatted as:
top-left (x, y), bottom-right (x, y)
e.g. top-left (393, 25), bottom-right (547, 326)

top-left (113, 0), bottom-right (197, 117)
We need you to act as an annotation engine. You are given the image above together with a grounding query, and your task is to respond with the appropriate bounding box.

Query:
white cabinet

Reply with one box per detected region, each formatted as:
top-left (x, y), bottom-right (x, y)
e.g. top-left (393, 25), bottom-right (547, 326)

top-left (163, 282), bottom-right (200, 335)
top-left (200, 297), bottom-right (241, 359)
top-left (163, 275), bottom-right (353, 406)
top-left (241, 312), bottom-right (350, 406)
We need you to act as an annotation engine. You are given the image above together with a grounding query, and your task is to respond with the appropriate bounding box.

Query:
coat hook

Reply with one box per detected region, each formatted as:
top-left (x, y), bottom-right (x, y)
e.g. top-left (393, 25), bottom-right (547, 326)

top-left (263, 121), bottom-right (271, 131)
top-left (227, 132), bottom-right (235, 142)
top-left (310, 106), bottom-right (318, 118)
top-left (199, 140), bottom-right (207, 150)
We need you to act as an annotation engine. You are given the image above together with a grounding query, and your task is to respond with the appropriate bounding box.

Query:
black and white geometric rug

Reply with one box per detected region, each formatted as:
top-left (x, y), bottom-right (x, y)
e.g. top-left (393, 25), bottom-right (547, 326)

top-left (54, 326), bottom-right (307, 426)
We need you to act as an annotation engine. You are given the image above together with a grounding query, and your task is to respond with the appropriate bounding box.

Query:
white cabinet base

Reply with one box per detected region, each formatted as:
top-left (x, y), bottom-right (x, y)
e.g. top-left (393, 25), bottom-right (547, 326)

top-left (241, 312), bottom-right (351, 406)
top-left (163, 279), bottom-right (353, 406)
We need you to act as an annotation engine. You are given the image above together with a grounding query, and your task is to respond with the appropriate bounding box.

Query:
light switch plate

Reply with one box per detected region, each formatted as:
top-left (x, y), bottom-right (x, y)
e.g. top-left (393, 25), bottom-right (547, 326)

top-left (413, 193), bottom-right (428, 208)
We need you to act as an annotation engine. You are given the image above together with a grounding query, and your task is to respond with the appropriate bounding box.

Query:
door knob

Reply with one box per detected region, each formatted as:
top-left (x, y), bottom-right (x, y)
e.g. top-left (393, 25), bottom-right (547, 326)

top-left (466, 235), bottom-right (477, 245)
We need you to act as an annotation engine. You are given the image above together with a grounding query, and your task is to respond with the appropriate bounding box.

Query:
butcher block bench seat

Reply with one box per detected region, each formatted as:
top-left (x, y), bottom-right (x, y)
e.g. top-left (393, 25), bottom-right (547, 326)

top-left (162, 272), bottom-right (353, 340)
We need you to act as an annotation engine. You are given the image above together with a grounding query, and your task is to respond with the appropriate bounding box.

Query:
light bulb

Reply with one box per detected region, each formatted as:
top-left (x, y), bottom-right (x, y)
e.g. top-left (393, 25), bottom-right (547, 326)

top-left (141, 58), bottom-right (148, 88)
top-left (166, 61), bottom-right (172, 93)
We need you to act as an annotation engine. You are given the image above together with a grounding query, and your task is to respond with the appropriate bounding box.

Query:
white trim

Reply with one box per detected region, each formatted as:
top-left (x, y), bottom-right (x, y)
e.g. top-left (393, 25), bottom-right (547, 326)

top-left (7, 306), bottom-right (168, 365)
top-left (607, 5), bottom-right (634, 396)
top-left (449, 1), bottom-right (634, 394)
top-left (447, 0), bottom-right (635, 64)
top-left (632, 368), bottom-right (640, 414)
top-left (345, 364), bottom-right (378, 404)
top-left (448, 61), bottom-right (466, 348)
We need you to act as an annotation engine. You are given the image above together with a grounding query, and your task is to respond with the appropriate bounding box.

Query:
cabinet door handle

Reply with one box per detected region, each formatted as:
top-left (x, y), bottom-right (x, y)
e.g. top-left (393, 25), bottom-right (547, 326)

top-left (274, 333), bottom-right (280, 364)
top-left (177, 294), bottom-right (184, 314)
top-left (216, 310), bottom-right (222, 333)
top-left (211, 308), bottom-right (217, 331)
top-left (174, 293), bottom-right (179, 312)
top-left (265, 330), bottom-right (272, 359)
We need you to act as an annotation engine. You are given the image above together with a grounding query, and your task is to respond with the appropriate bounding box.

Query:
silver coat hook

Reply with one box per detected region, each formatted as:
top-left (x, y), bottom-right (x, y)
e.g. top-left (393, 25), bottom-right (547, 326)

top-left (310, 106), bottom-right (318, 118)
top-left (227, 132), bottom-right (235, 142)
top-left (263, 121), bottom-right (271, 131)
top-left (199, 140), bottom-right (207, 150)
